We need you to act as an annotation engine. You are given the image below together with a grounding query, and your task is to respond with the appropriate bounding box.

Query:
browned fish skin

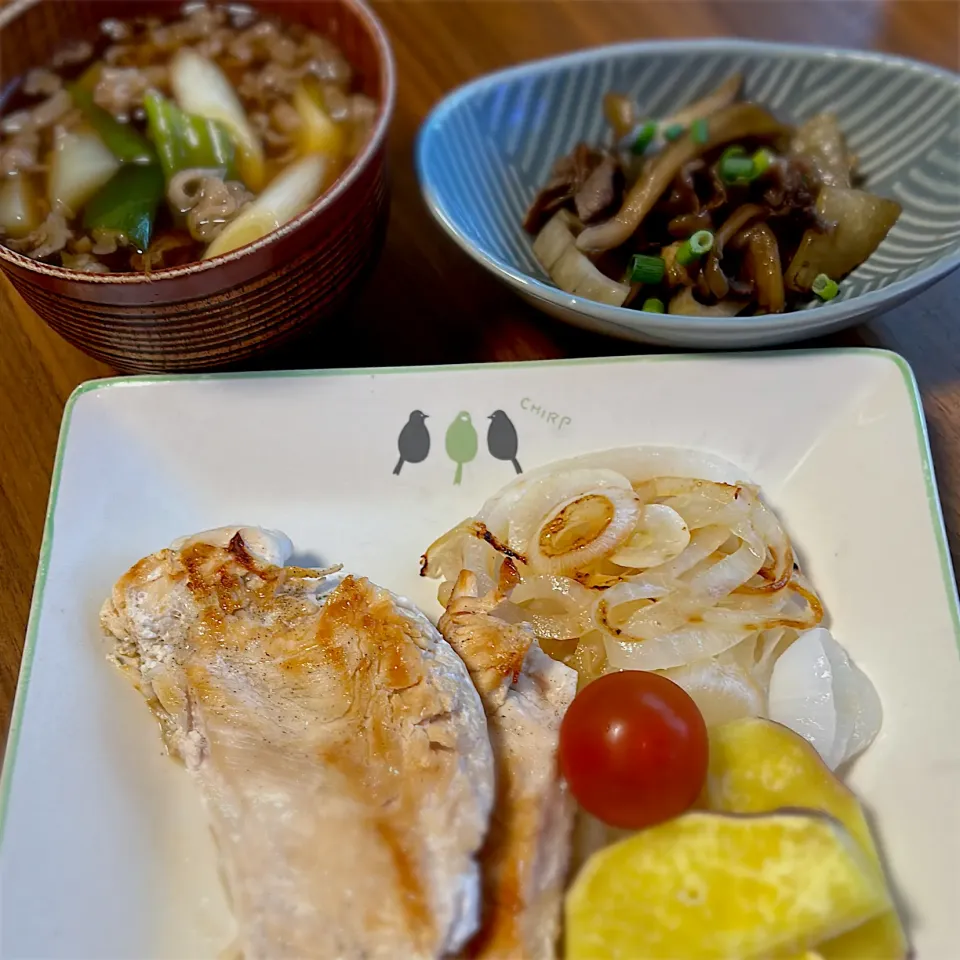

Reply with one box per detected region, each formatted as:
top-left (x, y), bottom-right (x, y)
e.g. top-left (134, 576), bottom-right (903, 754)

top-left (101, 528), bottom-right (494, 960)
top-left (438, 569), bottom-right (578, 960)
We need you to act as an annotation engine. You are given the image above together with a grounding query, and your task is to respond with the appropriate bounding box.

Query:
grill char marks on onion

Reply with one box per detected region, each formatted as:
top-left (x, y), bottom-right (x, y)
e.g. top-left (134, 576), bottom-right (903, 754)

top-left (422, 448), bottom-right (825, 689)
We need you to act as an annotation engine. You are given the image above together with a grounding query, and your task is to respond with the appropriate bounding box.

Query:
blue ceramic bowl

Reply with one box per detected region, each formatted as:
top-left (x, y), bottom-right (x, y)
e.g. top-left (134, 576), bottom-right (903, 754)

top-left (417, 40), bottom-right (960, 348)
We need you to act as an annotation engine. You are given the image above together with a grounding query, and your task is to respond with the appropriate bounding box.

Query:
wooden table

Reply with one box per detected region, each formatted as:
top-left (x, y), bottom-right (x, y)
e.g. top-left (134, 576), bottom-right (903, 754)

top-left (1, 0), bottom-right (958, 738)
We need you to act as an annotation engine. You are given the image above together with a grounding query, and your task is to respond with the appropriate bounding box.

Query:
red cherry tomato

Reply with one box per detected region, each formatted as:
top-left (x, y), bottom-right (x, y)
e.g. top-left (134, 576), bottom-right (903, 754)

top-left (559, 671), bottom-right (708, 830)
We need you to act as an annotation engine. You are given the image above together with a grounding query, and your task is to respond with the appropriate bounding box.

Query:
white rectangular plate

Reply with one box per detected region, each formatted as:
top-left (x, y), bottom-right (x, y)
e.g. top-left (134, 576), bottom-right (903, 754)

top-left (2, 350), bottom-right (958, 959)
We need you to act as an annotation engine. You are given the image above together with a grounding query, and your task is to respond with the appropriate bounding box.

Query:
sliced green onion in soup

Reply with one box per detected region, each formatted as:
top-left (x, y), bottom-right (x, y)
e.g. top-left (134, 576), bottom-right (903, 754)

top-left (203, 154), bottom-right (327, 259)
top-left (169, 49), bottom-right (265, 191)
top-left (83, 164), bottom-right (165, 254)
top-left (48, 126), bottom-right (120, 215)
top-left (68, 84), bottom-right (156, 164)
top-left (144, 91), bottom-right (237, 184)
top-left (0, 175), bottom-right (40, 238)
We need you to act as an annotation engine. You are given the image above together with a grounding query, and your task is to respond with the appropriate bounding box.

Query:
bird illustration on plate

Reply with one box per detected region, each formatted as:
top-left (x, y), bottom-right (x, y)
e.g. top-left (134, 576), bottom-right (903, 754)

top-left (393, 410), bottom-right (430, 475)
top-left (487, 410), bottom-right (522, 474)
top-left (445, 411), bottom-right (478, 485)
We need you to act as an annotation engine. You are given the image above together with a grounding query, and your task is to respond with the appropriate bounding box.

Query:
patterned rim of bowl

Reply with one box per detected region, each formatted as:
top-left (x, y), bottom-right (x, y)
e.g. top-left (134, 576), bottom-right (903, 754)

top-left (0, 0), bottom-right (397, 284)
top-left (416, 38), bottom-right (960, 336)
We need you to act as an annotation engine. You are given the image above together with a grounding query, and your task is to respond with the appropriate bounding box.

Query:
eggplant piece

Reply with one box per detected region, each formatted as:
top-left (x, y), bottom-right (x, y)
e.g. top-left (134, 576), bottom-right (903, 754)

top-left (785, 186), bottom-right (902, 291)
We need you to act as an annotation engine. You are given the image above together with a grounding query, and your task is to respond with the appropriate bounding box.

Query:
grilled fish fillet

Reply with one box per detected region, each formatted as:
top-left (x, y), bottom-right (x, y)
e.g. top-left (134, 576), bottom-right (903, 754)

top-left (438, 566), bottom-right (578, 959)
top-left (101, 526), bottom-right (495, 960)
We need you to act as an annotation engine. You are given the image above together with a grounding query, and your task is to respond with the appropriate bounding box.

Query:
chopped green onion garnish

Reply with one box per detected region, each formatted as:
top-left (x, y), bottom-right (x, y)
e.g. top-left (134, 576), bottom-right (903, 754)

top-left (623, 119), bottom-right (657, 155)
top-left (690, 117), bottom-right (709, 144)
top-left (676, 230), bottom-right (714, 265)
top-left (689, 230), bottom-right (714, 255)
top-left (752, 148), bottom-right (774, 176)
top-left (662, 122), bottom-right (685, 142)
top-left (812, 273), bottom-right (839, 301)
top-left (629, 253), bottom-right (666, 284)
top-left (641, 297), bottom-right (666, 313)
top-left (719, 154), bottom-right (756, 183)
top-left (721, 145), bottom-right (746, 162)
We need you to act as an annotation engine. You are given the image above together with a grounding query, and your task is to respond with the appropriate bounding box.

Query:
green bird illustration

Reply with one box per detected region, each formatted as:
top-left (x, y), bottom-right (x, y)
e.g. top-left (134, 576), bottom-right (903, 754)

top-left (445, 411), bottom-right (478, 485)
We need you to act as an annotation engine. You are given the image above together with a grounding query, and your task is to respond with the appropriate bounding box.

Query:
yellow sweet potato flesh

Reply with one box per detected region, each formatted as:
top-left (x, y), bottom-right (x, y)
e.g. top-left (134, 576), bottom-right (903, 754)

top-left (706, 718), bottom-right (908, 960)
top-left (565, 810), bottom-right (888, 960)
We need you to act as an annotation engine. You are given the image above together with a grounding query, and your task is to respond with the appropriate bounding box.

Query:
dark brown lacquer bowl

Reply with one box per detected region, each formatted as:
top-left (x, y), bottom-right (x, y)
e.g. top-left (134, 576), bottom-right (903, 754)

top-left (0, 0), bottom-right (395, 372)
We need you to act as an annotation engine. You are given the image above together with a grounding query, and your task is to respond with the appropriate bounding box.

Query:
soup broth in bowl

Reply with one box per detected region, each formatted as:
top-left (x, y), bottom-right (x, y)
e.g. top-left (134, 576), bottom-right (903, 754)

top-left (0, 2), bottom-right (378, 271)
top-left (0, 0), bottom-right (394, 372)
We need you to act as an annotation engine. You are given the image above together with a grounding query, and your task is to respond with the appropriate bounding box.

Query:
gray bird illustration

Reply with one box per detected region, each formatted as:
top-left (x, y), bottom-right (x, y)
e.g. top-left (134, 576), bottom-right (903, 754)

top-left (445, 411), bottom-right (478, 485)
top-left (487, 410), bottom-right (522, 474)
top-left (393, 410), bottom-right (430, 475)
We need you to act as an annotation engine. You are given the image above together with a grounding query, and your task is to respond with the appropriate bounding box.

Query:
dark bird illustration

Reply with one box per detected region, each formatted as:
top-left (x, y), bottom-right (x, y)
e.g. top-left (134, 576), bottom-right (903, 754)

top-left (393, 410), bottom-right (430, 475)
top-left (445, 411), bottom-right (478, 485)
top-left (487, 410), bottom-right (522, 474)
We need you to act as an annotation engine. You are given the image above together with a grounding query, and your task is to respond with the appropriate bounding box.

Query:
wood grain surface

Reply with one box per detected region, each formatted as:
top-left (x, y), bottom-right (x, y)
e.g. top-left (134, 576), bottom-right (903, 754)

top-left (1, 0), bottom-right (958, 739)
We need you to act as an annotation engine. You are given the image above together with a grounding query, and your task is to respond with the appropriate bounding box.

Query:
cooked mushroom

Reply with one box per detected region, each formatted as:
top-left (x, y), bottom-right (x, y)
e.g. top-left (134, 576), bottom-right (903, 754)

top-left (520, 71), bottom-right (902, 319)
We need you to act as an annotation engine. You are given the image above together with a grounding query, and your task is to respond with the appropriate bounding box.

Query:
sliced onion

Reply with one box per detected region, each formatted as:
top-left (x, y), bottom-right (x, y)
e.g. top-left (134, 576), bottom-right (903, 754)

top-left (607, 535), bottom-right (764, 642)
top-left (610, 503), bottom-right (690, 568)
top-left (421, 447), bottom-right (830, 706)
top-left (509, 573), bottom-right (594, 611)
top-left (501, 468), bottom-right (633, 555)
top-left (493, 600), bottom-right (581, 641)
top-left (635, 477), bottom-right (752, 530)
top-left (755, 628), bottom-right (796, 683)
top-left (741, 497), bottom-right (794, 591)
top-left (630, 525), bottom-right (730, 588)
top-left (659, 656), bottom-right (764, 726)
top-left (527, 485), bottom-right (641, 576)
top-left (438, 578), bottom-right (456, 608)
top-left (421, 518), bottom-right (472, 579)
top-left (604, 614), bottom-right (750, 672)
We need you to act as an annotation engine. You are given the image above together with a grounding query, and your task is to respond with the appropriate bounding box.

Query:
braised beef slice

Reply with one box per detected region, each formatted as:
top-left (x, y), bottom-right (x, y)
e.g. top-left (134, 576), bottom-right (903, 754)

top-left (523, 143), bottom-right (623, 233)
top-left (764, 155), bottom-right (820, 216)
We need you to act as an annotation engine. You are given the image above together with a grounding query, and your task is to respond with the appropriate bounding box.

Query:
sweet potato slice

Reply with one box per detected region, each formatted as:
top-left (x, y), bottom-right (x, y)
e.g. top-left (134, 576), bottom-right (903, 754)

top-left (565, 810), bottom-right (889, 959)
top-left (706, 718), bottom-right (908, 960)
